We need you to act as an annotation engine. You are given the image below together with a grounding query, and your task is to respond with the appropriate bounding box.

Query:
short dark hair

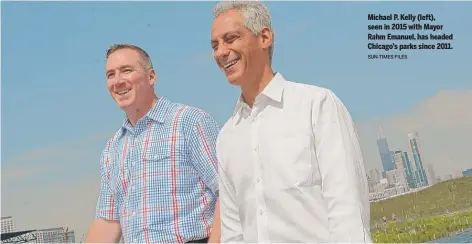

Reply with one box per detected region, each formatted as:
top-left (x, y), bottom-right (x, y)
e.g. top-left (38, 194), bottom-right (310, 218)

top-left (106, 44), bottom-right (153, 70)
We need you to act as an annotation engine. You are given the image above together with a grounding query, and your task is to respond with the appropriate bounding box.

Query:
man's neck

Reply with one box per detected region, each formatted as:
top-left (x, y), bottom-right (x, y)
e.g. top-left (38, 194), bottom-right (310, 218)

top-left (241, 65), bottom-right (274, 108)
top-left (126, 95), bottom-right (157, 127)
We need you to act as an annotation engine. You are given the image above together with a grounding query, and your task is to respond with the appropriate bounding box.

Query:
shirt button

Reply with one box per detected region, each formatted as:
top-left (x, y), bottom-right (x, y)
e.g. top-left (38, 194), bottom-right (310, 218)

top-left (259, 209), bottom-right (264, 215)
top-left (254, 145), bottom-right (259, 152)
top-left (131, 211), bottom-right (136, 216)
top-left (256, 177), bottom-right (261, 183)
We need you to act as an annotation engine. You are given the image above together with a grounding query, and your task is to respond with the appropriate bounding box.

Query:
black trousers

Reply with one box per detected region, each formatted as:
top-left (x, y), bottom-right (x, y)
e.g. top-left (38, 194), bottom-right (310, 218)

top-left (186, 237), bottom-right (209, 243)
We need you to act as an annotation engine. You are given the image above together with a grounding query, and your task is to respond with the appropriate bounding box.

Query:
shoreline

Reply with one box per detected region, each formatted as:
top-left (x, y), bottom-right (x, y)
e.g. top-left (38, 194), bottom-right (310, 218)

top-left (372, 209), bottom-right (472, 243)
top-left (427, 227), bottom-right (472, 243)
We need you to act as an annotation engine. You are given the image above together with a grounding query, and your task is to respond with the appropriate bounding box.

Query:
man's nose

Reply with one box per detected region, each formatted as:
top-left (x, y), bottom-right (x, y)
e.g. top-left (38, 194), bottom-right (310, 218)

top-left (112, 77), bottom-right (126, 87)
top-left (215, 45), bottom-right (230, 59)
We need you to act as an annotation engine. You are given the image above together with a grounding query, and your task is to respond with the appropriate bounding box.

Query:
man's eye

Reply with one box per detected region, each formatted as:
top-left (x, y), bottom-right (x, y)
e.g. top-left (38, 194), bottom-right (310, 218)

top-left (107, 73), bottom-right (114, 79)
top-left (226, 36), bottom-right (237, 43)
top-left (123, 69), bottom-right (132, 73)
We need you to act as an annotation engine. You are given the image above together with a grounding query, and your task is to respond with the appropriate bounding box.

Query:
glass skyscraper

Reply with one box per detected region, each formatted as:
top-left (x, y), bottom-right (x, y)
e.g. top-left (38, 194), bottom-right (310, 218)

top-left (408, 131), bottom-right (428, 187)
top-left (401, 151), bottom-right (415, 188)
top-left (377, 129), bottom-right (394, 174)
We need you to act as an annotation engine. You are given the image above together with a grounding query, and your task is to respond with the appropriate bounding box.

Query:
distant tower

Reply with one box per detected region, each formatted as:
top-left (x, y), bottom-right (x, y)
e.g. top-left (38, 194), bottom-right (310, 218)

top-left (408, 131), bottom-right (428, 187)
top-left (426, 164), bottom-right (437, 185)
top-left (390, 149), bottom-right (414, 188)
top-left (377, 126), bottom-right (394, 175)
top-left (369, 168), bottom-right (381, 183)
top-left (402, 151), bottom-right (416, 188)
top-left (1, 216), bottom-right (15, 233)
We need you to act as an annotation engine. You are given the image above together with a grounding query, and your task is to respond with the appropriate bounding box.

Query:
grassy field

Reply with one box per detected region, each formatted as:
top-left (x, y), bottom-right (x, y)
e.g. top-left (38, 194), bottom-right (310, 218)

top-left (372, 208), bottom-right (472, 243)
top-left (370, 176), bottom-right (472, 224)
top-left (369, 176), bottom-right (472, 242)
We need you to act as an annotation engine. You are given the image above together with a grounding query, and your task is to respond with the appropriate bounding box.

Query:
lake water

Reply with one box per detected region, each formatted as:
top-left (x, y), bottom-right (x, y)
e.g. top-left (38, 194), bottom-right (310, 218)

top-left (428, 229), bottom-right (472, 243)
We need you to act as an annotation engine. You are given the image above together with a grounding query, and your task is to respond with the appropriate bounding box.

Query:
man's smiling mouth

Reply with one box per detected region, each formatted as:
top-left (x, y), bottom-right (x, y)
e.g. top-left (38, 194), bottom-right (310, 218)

top-left (116, 89), bottom-right (130, 95)
top-left (223, 58), bottom-right (240, 69)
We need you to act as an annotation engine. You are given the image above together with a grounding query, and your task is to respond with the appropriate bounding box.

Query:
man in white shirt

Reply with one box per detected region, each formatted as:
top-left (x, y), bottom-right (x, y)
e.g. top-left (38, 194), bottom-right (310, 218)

top-left (209, 1), bottom-right (372, 243)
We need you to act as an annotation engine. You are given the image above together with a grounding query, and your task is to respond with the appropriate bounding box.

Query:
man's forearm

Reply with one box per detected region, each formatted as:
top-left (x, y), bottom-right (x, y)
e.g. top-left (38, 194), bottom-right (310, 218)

top-left (85, 219), bottom-right (122, 243)
top-left (208, 199), bottom-right (221, 243)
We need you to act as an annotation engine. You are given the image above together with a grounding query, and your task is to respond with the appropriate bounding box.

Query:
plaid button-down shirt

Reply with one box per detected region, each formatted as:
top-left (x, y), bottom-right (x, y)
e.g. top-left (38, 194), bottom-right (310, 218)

top-left (95, 96), bottom-right (220, 243)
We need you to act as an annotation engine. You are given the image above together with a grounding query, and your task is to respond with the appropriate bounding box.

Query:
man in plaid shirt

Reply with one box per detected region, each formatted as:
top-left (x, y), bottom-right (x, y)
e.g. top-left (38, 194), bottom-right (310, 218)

top-left (85, 44), bottom-right (220, 243)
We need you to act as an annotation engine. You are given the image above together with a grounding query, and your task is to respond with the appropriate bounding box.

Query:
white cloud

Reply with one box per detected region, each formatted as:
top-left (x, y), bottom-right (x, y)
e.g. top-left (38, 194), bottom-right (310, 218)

top-left (1, 132), bottom-right (114, 239)
top-left (2, 175), bottom-right (100, 242)
top-left (356, 89), bottom-right (472, 179)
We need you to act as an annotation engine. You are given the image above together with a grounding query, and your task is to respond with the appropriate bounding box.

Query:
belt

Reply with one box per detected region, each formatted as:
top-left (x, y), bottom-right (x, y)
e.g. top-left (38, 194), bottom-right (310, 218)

top-left (186, 237), bottom-right (209, 243)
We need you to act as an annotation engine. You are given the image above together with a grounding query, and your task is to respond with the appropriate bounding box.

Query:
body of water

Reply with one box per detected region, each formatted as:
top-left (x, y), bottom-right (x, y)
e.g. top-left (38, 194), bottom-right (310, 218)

top-left (429, 229), bottom-right (472, 243)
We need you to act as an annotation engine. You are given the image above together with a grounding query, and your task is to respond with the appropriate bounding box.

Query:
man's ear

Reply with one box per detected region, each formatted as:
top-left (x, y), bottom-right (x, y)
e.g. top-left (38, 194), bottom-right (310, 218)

top-left (149, 69), bottom-right (157, 87)
top-left (259, 27), bottom-right (273, 50)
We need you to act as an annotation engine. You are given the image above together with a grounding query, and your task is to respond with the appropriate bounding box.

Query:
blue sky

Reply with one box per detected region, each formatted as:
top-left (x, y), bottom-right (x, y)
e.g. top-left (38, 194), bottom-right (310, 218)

top-left (2, 1), bottom-right (471, 235)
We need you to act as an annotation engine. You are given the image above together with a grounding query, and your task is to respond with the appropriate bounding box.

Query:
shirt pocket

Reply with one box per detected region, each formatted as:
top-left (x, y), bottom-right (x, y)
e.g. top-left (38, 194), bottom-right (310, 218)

top-left (143, 139), bottom-right (172, 177)
top-left (142, 140), bottom-right (173, 197)
top-left (268, 135), bottom-right (315, 191)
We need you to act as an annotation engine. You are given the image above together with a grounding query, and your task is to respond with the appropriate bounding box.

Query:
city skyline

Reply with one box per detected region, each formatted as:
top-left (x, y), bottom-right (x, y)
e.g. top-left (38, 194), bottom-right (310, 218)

top-left (367, 129), bottom-right (443, 202)
top-left (376, 130), bottom-right (429, 188)
top-left (2, 1), bottom-right (471, 239)
top-left (358, 89), bottom-right (472, 178)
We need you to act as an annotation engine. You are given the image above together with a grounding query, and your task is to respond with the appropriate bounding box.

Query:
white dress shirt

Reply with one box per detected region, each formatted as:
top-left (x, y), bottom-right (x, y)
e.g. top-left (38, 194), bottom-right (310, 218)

top-left (216, 73), bottom-right (372, 243)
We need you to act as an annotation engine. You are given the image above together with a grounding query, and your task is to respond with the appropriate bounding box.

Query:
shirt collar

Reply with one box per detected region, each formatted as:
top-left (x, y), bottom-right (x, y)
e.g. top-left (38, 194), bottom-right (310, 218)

top-left (232, 72), bottom-right (286, 116)
top-left (121, 96), bottom-right (171, 131)
top-left (146, 96), bottom-right (171, 123)
top-left (261, 72), bottom-right (285, 102)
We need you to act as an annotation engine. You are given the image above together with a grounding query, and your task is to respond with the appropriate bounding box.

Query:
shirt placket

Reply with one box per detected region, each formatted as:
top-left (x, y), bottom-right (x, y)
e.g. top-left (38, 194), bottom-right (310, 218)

top-left (126, 125), bottom-right (143, 242)
top-left (250, 104), bottom-right (270, 243)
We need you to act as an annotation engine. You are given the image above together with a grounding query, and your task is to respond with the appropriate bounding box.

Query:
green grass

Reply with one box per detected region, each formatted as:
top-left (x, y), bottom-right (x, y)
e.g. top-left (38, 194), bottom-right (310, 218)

top-left (372, 209), bottom-right (472, 243)
top-left (370, 176), bottom-right (472, 224)
top-left (369, 176), bottom-right (472, 242)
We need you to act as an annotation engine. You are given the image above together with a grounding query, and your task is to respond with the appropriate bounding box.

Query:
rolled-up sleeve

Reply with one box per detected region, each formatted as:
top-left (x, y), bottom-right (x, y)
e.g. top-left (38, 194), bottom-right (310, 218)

top-left (312, 89), bottom-right (372, 243)
top-left (95, 142), bottom-right (119, 221)
top-left (188, 111), bottom-right (220, 195)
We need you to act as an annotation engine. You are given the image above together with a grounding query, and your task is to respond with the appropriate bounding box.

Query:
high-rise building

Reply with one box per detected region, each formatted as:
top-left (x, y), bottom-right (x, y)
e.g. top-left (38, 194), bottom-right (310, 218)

top-left (65, 230), bottom-right (76, 243)
top-left (402, 151), bottom-right (415, 187)
top-left (377, 128), bottom-right (394, 174)
top-left (32, 227), bottom-right (75, 243)
top-left (390, 150), bottom-right (415, 188)
top-left (1, 216), bottom-right (15, 233)
top-left (34, 228), bottom-right (64, 243)
top-left (369, 168), bottom-right (382, 183)
top-left (391, 150), bottom-right (405, 170)
top-left (426, 164), bottom-right (437, 185)
top-left (366, 174), bottom-right (374, 192)
top-left (385, 168), bottom-right (409, 188)
top-left (408, 131), bottom-right (428, 187)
